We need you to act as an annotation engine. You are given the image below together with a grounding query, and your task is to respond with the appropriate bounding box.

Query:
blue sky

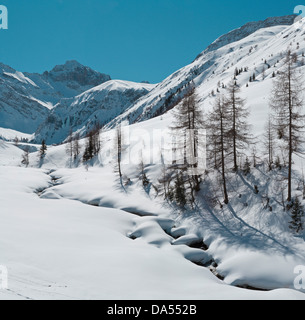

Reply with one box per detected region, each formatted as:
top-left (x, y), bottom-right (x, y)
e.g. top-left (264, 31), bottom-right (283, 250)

top-left (0, 0), bottom-right (299, 83)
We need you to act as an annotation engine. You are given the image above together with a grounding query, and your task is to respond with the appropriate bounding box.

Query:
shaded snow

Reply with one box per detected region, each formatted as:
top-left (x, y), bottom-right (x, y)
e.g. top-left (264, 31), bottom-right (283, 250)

top-left (0, 166), bottom-right (303, 300)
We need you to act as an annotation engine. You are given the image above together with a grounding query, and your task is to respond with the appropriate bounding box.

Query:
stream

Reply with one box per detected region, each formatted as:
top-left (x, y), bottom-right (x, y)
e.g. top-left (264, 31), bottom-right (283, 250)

top-left (34, 169), bottom-right (270, 293)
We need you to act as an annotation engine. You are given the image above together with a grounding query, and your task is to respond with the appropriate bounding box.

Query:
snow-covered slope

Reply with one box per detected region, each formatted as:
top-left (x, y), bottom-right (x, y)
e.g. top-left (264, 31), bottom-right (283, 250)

top-left (34, 80), bottom-right (155, 144)
top-left (0, 127), bottom-right (33, 141)
top-left (107, 15), bottom-right (299, 128)
top-left (0, 61), bottom-right (110, 134)
top-left (197, 15), bottom-right (296, 56)
top-left (0, 140), bottom-right (24, 166)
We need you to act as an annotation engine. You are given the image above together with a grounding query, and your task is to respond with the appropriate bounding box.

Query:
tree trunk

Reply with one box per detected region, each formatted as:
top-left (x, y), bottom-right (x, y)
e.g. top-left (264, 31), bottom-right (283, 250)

top-left (288, 65), bottom-right (292, 202)
top-left (117, 128), bottom-right (122, 178)
top-left (221, 113), bottom-right (229, 204)
top-left (232, 89), bottom-right (238, 171)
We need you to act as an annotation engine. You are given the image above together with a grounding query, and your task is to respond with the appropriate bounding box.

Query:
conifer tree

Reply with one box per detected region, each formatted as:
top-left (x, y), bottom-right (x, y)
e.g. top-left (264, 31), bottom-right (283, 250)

top-left (243, 157), bottom-right (251, 176)
top-left (83, 125), bottom-right (101, 163)
top-left (263, 115), bottom-right (276, 171)
top-left (207, 95), bottom-right (230, 204)
top-left (83, 132), bottom-right (94, 162)
top-left (114, 124), bottom-right (123, 179)
top-left (235, 68), bottom-right (239, 77)
top-left (270, 50), bottom-right (305, 202)
top-left (139, 150), bottom-right (150, 189)
top-left (21, 146), bottom-right (30, 167)
top-left (289, 197), bottom-right (304, 234)
top-left (226, 81), bottom-right (251, 172)
top-left (39, 140), bottom-right (47, 160)
top-left (171, 87), bottom-right (205, 194)
top-left (73, 133), bottom-right (81, 160)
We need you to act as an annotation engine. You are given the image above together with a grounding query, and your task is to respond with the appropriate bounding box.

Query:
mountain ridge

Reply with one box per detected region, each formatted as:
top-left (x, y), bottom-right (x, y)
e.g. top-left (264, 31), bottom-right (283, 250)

top-left (196, 15), bottom-right (296, 60)
top-left (0, 60), bottom-right (111, 133)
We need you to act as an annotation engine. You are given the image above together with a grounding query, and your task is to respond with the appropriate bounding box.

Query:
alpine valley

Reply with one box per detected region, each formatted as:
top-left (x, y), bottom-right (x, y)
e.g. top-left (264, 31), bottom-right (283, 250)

top-left (1, 15), bottom-right (305, 300)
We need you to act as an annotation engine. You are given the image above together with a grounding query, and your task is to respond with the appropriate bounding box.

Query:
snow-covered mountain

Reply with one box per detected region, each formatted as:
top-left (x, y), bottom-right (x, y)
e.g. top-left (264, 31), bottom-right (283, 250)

top-left (34, 80), bottom-right (155, 144)
top-left (197, 15), bottom-right (296, 56)
top-left (107, 15), bottom-right (297, 128)
top-left (25, 60), bottom-right (111, 102)
top-left (0, 61), bottom-right (111, 133)
top-left (0, 63), bottom-right (50, 133)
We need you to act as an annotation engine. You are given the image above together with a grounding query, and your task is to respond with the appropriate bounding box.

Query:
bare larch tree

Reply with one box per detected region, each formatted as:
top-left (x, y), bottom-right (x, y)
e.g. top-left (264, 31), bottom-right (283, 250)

top-left (270, 50), bottom-right (304, 202)
top-left (171, 86), bottom-right (205, 196)
top-left (226, 80), bottom-right (251, 172)
top-left (263, 115), bottom-right (276, 171)
top-left (207, 95), bottom-right (230, 205)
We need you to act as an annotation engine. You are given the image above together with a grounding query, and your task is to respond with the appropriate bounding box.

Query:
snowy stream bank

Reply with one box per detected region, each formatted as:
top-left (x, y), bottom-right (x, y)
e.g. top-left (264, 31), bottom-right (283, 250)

top-left (35, 170), bottom-right (274, 293)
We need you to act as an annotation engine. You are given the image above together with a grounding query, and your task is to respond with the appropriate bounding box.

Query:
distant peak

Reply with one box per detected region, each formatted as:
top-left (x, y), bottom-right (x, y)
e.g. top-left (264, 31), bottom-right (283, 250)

top-left (50, 60), bottom-right (87, 73)
top-left (63, 60), bottom-right (85, 69)
top-left (43, 60), bottom-right (111, 87)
